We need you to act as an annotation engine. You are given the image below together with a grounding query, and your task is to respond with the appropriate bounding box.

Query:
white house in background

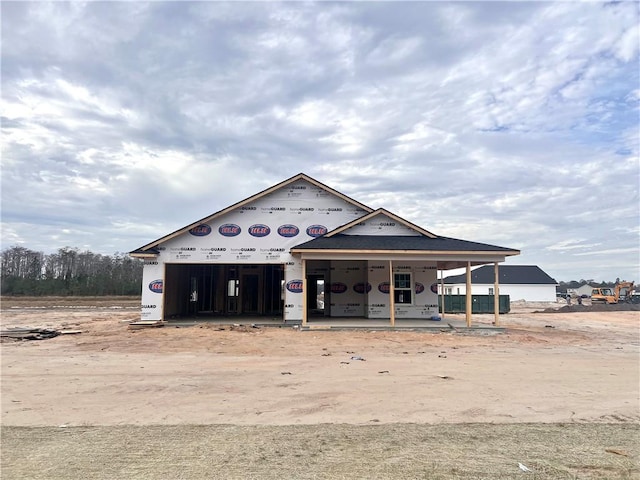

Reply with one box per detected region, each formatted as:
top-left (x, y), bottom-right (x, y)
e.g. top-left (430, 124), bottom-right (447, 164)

top-left (442, 265), bottom-right (557, 302)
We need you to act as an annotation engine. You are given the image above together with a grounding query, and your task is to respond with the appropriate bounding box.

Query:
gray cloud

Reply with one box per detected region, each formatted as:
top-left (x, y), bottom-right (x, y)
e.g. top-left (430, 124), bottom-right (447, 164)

top-left (1, 1), bottom-right (638, 282)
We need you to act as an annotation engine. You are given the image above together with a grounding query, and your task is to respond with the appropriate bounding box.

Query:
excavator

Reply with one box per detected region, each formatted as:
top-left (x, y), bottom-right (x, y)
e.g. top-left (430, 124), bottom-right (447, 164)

top-left (591, 281), bottom-right (635, 304)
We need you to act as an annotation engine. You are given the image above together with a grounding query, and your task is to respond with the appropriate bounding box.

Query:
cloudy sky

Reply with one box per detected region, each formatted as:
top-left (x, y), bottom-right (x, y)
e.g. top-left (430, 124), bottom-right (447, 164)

top-left (2, 1), bottom-right (638, 283)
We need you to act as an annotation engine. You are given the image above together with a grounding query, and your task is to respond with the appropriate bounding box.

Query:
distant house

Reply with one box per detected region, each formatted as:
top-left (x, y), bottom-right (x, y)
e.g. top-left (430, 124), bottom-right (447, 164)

top-left (442, 265), bottom-right (558, 302)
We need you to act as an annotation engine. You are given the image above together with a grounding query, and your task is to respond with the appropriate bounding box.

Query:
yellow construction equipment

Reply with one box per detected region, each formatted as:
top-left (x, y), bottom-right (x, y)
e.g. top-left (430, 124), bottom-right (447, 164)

top-left (591, 281), bottom-right (635, 304)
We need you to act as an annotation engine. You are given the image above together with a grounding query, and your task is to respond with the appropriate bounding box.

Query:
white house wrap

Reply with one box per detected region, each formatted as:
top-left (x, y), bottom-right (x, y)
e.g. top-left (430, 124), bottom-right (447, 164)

top-left (131, 173), bottom-right (520, 325)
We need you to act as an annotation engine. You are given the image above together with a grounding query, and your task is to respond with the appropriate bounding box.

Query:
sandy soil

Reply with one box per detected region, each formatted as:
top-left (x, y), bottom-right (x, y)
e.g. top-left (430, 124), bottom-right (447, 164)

top-left (1, 299), bottom-right (639, 427)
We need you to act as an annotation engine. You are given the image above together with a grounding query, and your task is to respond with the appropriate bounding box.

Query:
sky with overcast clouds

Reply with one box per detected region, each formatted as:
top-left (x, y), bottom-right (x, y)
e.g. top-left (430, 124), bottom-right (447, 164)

top-left (1, 1), bottom-right (638, 283)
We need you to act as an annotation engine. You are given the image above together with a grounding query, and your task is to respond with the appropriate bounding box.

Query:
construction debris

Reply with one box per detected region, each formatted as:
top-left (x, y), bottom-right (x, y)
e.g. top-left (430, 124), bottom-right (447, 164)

top-left (1, 327), bottom-right (61, 340)
top-left (128, 320), bottom-right (167, 330)
top-left (228, 323), bottom-right (264, 332)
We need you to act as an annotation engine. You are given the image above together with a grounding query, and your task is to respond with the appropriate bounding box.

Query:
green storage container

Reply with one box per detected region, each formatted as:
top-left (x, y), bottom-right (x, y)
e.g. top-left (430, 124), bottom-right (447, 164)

top-left (438, 295), bottom-right (510, 314)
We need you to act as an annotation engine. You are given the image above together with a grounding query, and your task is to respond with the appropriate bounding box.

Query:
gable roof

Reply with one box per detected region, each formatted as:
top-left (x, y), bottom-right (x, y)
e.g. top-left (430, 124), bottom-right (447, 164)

top-left (326, 208), bottom-right (437, 238)
top-left (292, 234), bottom-right (519, 254)
top-left (130, 173), bottom-right (374, 254)
top-left (443, 265), bottom-right (557, 285)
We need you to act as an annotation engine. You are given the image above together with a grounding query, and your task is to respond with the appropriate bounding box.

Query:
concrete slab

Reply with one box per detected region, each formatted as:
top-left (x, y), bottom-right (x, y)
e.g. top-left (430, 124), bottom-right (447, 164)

top-left (164, 316), bottom-right (504, 332)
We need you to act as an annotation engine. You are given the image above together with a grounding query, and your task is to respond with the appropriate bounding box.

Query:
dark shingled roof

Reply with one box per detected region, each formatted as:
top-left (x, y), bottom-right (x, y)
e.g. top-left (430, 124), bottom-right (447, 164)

top-left (443, 265), bottom-right (557, 285)
top-left (292, 234), bottom-right (519, 253)
top-left (129, 247), bottom-right (160, 255)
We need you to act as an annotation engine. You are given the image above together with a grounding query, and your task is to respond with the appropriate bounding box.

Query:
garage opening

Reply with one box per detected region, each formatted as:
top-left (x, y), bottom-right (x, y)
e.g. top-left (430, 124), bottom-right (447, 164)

top-left (164, 264), bottom-right (284, 319)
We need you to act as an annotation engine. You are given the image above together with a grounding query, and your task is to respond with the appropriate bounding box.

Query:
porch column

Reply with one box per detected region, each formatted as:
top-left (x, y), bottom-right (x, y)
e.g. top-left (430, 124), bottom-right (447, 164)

top-left (465, 261), bottom-right (472, 327)
top-left (439, 268), bottom-right (445, 319)
top-left (494, 262), bottom-right (500, 326)
top-left (302, 259), bottom-right (307, 327)
top-left (389, 260), bottom-right (395, 327)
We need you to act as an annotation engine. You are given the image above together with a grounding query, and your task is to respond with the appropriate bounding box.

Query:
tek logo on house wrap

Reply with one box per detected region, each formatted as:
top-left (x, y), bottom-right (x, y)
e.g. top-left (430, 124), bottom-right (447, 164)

top-left (330, 282), bottom-right (348, 294)
top-left (430, 283), bottom-right (438, 294)
top-left (277, 224), bottom-right (299, 237)
top-left (378, 282), bottom-right (390, 294)
top-left (189, 224), bottom-right (211, 236)
top-left (248, 224), bottom-right (271, 237)
top-left (149, 279), bottom-right (163, 293)
top-left (286, 280), bottom-right (303, 293)
top-left (219, 224), bottom-right (241, 237)
top-left (415, 283), bottom-right (425, 294)
top-left (353, 282), bottom-right (372, 294)
top-left (306, 225), bottom-right (327, 237)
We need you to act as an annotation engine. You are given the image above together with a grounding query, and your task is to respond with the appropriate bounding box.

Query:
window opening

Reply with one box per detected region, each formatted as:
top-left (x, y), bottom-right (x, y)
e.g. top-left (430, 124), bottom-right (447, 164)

top-left (394, 272), bottom-right (412, 304)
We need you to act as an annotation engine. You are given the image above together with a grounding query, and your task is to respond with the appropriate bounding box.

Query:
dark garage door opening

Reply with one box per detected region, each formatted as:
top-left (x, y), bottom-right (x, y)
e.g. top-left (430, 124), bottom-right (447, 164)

top-left (163, 264), bottom-right (284, 319)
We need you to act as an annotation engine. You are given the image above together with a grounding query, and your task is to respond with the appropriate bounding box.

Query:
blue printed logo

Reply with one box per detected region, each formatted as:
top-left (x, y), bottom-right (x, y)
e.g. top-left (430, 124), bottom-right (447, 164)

top-left (330, 282), bottom-right (348, 294)
top-left (353, 282), bottom-right (372, 294)
top-left (248, 224), bottom-right (271, 237)
top-left (277, 224), bottom-right (299, 238)
top-left (286, 280), bottom-right (303, 293)
top-left (219, 224), bottom-right (241, 237)
top-left (149, 279), bottom-right (163, 293)
top-left (306, 225), bottom-right (327, 237)
top-left (189, 224), bottom-right (212, 236)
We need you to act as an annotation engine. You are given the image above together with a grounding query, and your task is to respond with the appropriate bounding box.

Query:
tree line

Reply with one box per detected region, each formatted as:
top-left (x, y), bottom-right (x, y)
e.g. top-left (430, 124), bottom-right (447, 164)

top-left (1, 246), bottom-right (143, 296)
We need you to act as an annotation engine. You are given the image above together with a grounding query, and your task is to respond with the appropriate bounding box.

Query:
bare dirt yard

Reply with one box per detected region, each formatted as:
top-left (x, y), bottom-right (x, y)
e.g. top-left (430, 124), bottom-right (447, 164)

top-left (1, 297), bottom-right (639, 479)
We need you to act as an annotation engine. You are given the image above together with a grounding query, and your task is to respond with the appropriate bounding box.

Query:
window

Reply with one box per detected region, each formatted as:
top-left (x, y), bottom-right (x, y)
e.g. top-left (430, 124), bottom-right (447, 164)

top-left (445, 287), bottom-right (452, 295)
top-left (394, 272), bottom-right (412, 304)
top-left (488, 288), bottom-right (494, 295)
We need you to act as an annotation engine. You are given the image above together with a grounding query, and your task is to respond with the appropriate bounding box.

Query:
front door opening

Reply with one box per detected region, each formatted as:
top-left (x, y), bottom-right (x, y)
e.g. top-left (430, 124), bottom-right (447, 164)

top-left (307, 275), bottom-right (326, 316)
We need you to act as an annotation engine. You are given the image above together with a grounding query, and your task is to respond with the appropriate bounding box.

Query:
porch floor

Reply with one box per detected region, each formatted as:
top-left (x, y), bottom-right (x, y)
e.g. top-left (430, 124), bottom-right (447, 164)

top-left (166, 315), bottom-right (505, 332)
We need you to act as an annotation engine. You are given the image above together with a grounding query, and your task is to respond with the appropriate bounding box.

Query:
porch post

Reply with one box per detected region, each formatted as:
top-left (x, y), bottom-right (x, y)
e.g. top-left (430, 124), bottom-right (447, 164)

top-left (302, 259), bottom-right (307, 327)
top-left (494, 262), bottom-right (500, 326)
top-left (439, 268), bottom-right (445, 319)
top-left (465, 261), bottom-right (472, 327)
top-left (389, 260), bottom-right (395, 327)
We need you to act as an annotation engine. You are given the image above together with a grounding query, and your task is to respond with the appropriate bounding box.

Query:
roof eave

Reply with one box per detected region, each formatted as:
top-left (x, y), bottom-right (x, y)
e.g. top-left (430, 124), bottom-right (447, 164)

top-left (129, 251), bottom-right (159, 259)
top-left (290, 248), bottom-right (520, 256)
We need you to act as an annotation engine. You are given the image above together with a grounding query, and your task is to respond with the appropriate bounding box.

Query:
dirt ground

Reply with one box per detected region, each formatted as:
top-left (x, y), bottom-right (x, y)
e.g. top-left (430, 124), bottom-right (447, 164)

top-left (1, 297), bottom-right (639, 479)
